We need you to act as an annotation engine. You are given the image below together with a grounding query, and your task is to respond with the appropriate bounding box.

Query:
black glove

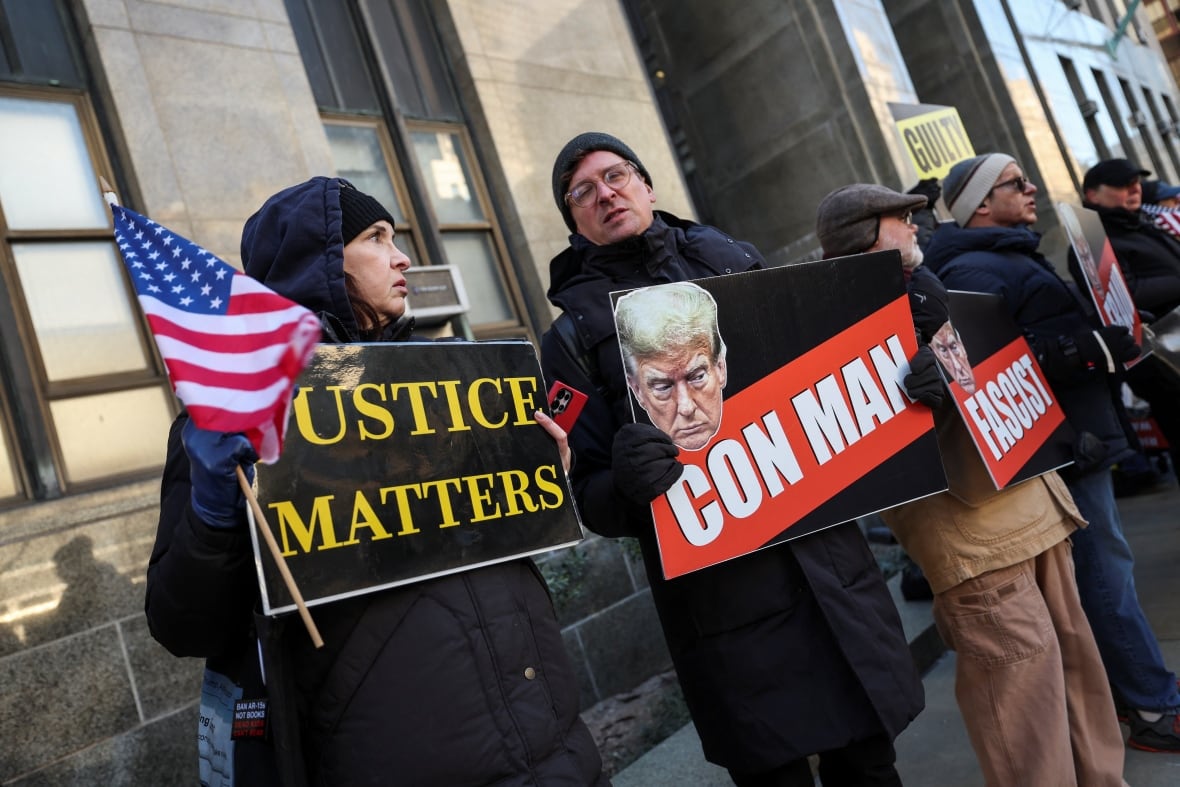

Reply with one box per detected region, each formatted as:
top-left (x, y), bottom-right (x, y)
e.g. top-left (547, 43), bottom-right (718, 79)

top-left (908, 269), bottom-right (950, 343)
top-left (1074, 325), bottom-right (1140, 372)
top-left (612, 423), bottom-right (684, 505)
top-left (907, 178), bottom-right (942, 209)
top-left (903, 346), bottom-right (946, 409)
top-left (1071, 431), bottom-right (1110, 475)
top-left (182, 419), bottom-right (258, 529)
top-left (1138, 309), bottom-right (1157, 325)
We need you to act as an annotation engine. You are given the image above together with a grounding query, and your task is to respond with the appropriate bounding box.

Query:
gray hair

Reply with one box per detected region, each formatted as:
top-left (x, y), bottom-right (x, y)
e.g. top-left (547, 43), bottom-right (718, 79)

top-left (615, 282), bottom-right (725, 379)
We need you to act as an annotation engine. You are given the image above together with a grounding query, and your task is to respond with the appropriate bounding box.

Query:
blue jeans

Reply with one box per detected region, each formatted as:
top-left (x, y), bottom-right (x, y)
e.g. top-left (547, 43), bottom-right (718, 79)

top-left (1066, 470), bottom-right (1180, 712)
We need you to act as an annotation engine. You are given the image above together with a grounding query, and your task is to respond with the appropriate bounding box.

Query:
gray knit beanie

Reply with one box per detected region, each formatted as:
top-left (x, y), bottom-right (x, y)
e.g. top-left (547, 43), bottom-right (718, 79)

top-left (943, 153), bottom-right (1016, 226)
top-left (551, 132), bottom-right (653, 232)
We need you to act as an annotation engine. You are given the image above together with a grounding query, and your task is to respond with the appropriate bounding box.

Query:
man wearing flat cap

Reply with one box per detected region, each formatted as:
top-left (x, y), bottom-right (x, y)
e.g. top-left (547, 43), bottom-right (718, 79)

top-left (818, 183), bottom-right (1126, 783)
top-left (541, 132), bottom-right (923, 786)
top-left (924, 153), bottom-right (1180, 754)
top-left (1081, 158), bottom-right (1180, 489)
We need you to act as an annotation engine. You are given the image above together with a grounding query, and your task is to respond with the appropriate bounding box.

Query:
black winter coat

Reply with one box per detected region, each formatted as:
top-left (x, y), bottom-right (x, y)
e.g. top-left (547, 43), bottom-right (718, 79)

top-left (541, 211), bottom-right (923, 772)
top-left (923, 221), bottom-right (1135, 473)
top-left (145, 176), bottom-right (606, 787)
top-left (1082, 202), bottom-right (1180, 318)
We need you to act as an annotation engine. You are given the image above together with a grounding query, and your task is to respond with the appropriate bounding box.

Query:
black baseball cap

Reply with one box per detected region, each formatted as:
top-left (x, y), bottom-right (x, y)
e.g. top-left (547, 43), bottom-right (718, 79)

top-left (1083, 158), bottom-right (1150, 191)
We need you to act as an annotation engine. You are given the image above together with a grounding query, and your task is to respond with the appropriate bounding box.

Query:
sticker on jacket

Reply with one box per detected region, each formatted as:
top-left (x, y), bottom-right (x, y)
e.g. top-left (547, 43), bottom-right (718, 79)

top-left (199, 668), bottom-right (241, 787)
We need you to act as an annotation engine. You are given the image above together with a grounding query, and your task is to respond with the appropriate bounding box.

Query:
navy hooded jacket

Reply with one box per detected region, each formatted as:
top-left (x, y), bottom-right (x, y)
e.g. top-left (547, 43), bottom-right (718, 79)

top-left (147, 176), bottom-right (605, 787)
top-left (923, 221), bottom-right (1135, 472)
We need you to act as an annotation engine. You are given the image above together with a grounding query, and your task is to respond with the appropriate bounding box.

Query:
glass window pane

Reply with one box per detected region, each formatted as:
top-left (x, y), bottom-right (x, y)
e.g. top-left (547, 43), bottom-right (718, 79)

top-left (13, 242), bottom-right (152, 381)
top-left (0, 421), bottom-right (18, 499)
top-left (411, 131), bottom-right (486, 223)
top-left (363, 0), bottom-right (427, 118)
top-left (0, 97), bottom-right (107, 230)
top-left (396, 0), bottom-right (461, 119)
top-left (1, 1), bottom-right (83, 86)
top-left (439, 232), bottom-right (512, 325)
top-left (286, 0), bottom-right (381, 111)
top-left (51, 386), bottom-right (173, 484)
top-left (324, 124), bottom-right (406, 222)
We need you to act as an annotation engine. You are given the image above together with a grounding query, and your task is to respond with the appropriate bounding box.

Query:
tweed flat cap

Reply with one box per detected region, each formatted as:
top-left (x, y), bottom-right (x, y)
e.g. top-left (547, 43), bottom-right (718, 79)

top-left (816, 184), bottom-right (927, 258)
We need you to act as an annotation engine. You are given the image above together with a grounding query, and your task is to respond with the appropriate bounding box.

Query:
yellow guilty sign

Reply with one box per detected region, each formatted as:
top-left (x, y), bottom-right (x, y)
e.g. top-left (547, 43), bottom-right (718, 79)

top-left (895, 107), bottom-right (975, 181)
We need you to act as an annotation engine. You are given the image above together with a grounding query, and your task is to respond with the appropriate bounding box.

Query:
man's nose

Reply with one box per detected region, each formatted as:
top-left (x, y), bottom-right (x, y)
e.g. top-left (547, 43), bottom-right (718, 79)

top-left (595, 179), bottom-right (620, 201)
top-left (675, 384), bottom-right (697, 415)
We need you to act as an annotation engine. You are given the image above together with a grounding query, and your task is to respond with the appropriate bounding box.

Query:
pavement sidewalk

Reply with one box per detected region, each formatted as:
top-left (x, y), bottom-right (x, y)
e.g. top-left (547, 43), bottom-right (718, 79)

top-left (614, 478), bottom-right (1180, 786)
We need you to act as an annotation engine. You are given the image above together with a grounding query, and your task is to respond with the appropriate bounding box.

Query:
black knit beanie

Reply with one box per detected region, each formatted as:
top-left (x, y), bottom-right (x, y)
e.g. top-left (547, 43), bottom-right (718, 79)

top-left (338, 182), bottom-right (396, 245)
top-left (551, 132), bottom-right (653, 232)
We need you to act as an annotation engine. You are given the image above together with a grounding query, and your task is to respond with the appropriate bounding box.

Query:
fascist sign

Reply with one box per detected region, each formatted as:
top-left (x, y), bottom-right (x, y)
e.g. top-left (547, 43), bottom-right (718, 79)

top-left (251, 341), bottom-right (582, 614)
top-left (940, 291), bottom-right (1075, 488)
top-left (612, 253), bottom-right (947, 579)
top-left (1056, 202), bottom-right (1148, 368)
top-left (890, 103), bottom-right (976, 181)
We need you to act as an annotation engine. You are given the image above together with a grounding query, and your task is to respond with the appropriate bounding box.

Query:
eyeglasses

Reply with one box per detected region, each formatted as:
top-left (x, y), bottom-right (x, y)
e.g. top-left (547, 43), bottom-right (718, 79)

top-left (566, 162), bottom-right (636, 207)
top-left (991, 175), bottom-right (1031, 194)
top-left (897, 210), bottom-right (913, 225)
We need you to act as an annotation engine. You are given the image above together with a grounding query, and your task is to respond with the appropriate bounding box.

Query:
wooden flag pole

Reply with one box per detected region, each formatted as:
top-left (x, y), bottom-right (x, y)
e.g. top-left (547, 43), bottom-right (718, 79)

top-left (237, 466), bottom-right (324, 649)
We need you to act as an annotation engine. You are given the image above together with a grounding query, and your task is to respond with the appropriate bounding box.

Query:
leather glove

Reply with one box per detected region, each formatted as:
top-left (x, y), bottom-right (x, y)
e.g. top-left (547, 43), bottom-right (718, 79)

top-left (907, 178), bottom-right (942, 209)
top-left (1074, 325), bottom-right (1140, 372)
top-left (182, 419), bottom-right (258, 529)
top-left (902, 346), bottom-right (946, 409)
top-left (612, 423), bottom-right (684, 505)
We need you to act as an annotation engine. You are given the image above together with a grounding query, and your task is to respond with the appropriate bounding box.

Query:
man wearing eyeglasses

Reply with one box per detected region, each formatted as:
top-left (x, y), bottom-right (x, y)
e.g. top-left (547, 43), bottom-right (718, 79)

top-left (1081, 158), bottom-right (1180, 491)
top-left (541, 133), bottom-right (923, 786)
top-left (924, 153), bottom-right (1180, 754)
top-left (818, 182), bottom-right (1127, 784)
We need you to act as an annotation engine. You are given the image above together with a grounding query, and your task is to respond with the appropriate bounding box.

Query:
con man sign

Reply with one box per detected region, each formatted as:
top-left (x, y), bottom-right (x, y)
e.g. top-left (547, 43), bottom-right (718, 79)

top-left (615, 253), bottom-right (948, 579)
top-left (252, 341), bottom-right (582, 615)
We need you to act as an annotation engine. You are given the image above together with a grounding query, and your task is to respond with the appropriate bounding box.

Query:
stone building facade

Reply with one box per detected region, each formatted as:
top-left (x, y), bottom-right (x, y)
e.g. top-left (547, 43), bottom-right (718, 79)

top-left (0, 0), bottom-right (1176, 782)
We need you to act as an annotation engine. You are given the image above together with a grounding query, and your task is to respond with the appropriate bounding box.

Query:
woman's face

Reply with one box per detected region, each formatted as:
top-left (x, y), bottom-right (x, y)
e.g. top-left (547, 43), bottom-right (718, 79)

top-left (343, 220), bottom-right (411, 328)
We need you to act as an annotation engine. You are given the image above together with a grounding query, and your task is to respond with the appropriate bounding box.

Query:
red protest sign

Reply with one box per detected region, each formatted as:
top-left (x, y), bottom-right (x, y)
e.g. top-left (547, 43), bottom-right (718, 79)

top-left (1057, 202), bottom-right (1147, 368)
top-left (941, 291), bottom-right (1075, 489)
top-left (613, 254), bottom-right (946, 579)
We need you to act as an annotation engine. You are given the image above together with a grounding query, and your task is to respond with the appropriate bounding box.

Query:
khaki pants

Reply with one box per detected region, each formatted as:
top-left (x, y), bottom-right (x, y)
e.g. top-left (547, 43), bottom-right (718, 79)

top-left (934, 540), bottom-right (1127, 786)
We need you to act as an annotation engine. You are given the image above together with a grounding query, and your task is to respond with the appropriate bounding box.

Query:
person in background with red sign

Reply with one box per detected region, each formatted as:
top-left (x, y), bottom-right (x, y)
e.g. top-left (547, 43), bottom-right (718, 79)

top-left (541, 132), bottom-right (923, 787)
top-left (1081, 158), bottom-right (1180, 487)
top-left (818, 183), bottom-right (1126, 784)
top-left (925, 153), bottom-right (1180, 754)
top-left (145, 177), bottom-right (606, 786)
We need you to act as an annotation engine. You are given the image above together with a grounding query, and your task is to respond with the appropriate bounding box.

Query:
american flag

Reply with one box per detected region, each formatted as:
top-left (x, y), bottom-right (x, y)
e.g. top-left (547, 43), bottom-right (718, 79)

top-left (111, 201), bottom-right (321, 463)
top-left (1141, 203), bottom-right (1180, 241)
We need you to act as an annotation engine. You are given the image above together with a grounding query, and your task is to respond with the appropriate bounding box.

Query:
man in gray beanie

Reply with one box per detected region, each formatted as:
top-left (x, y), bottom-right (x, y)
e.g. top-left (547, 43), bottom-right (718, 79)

top-left (541, 133), bottom-right (924, 785)
top-left (924, 154), bottom-right (1180, 754)
top-left (818, 183), bottom-right (1127, 783)
top-left (940, 153), bottom-right (1017, 227)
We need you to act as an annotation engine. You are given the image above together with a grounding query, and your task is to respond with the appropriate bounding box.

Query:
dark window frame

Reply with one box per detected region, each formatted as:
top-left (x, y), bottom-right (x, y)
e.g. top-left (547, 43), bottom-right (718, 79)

top-left (0, 83), bottom-right (176, 502)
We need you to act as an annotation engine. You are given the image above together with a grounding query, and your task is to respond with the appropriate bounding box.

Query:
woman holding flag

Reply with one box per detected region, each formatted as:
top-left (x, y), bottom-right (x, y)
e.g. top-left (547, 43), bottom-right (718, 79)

top-left (145, 177), bottom-right (606, 786)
